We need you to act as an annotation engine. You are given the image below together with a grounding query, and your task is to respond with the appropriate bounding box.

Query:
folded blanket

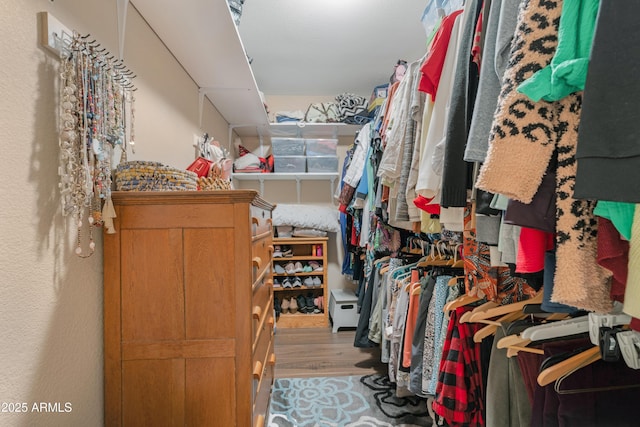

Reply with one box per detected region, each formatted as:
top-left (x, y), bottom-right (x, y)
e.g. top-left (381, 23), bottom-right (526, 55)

top-left (273, 204), bottom-right (340, 233)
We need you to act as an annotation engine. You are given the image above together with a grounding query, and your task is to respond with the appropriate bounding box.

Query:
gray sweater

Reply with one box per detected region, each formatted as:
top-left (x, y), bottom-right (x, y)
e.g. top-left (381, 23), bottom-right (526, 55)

top-left (464, 0), bottom-right (522, 163)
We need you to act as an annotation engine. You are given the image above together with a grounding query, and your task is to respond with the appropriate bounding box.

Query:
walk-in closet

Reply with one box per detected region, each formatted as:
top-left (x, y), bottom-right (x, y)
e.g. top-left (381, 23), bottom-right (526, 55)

top-left (2, 0), bottom-right (640, 426)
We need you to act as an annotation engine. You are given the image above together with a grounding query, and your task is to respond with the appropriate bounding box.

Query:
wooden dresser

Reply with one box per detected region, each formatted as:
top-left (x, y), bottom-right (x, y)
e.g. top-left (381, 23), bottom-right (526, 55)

top-left (103, 190), bottom-right (275, 427)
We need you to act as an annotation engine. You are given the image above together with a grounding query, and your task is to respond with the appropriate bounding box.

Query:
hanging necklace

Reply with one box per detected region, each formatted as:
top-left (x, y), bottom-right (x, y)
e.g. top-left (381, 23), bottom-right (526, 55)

top-left (57, 33), bottom-right (137, 257)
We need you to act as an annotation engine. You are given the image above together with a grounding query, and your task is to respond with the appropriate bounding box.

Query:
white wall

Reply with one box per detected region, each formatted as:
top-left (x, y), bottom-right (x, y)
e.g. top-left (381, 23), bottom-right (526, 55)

top-left (0, 1), bottom-right (228, 425)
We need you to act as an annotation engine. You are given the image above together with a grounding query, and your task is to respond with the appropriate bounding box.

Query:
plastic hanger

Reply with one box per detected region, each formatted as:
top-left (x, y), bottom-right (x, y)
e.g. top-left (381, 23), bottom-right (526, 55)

top-left (467, 292), bottom-right (544, 322)
top-left (588, 311), bottom-right (631, 345)
top-left (521, 315), bottom-right (590, 342)
top-left (616, 330), bottom-right (640, 369)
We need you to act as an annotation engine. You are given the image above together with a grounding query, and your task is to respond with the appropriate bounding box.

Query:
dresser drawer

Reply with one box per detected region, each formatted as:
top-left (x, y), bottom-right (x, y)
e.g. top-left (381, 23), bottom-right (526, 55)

top-left (251, 205), bottom-right (272, 237)
top-left (253, 343), bottom-right (275, 427)
top-left (252, 295), bottom-right (274, 354)
top-left (252, 277), bottom-right (272, 336)
top-left (252, 236), bottom-right (272, 285)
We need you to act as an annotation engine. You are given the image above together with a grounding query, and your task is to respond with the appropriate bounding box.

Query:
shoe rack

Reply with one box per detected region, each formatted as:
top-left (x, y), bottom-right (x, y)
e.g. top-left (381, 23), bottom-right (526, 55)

top-left (272, 237), bottom-right (328, 328)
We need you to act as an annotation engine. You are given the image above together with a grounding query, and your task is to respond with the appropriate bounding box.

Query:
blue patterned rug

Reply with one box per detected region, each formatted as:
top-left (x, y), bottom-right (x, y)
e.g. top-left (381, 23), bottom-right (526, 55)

top-left (268, 374), bottom-right (432, 427)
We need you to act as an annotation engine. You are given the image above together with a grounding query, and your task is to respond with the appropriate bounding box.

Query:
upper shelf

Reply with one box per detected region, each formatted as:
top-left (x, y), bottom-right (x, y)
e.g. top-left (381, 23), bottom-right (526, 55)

top-left (267, 123), bottom-right (363, 139)
top-left (130, 0), bottom-right (270, 136)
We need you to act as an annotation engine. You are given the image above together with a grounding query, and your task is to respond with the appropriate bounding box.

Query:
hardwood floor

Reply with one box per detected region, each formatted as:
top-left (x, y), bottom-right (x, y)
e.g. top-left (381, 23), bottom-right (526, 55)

top-left (273, 326), bottom-right (387, 378)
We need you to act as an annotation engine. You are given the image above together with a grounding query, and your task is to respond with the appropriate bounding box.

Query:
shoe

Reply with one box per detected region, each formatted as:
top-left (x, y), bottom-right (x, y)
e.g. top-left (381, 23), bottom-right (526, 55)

top-left (292, 277), bottom-right (302, 288)
top-left (294, 262), bottom-right (304, 273)
top-left (312, 276), bottom-right (322, 287)
top-left (274, 264), bottom-right (286, 274)
top-left (296, 295), bottom-right (308, 313)
top-left (289, 297), bottom-right (298, 314)
top-left (282, 278), bottom-right (293, 288)
top-left (273, 245), bottom-right (283, 258)
top-left (308, 261), bottom-right (323, 272)
top-left (282, 246), bottom-right (293, 257)
top-left (317, 296), bottom-right (323, 311)
top-left (284, 262), bottom-right (296, 275)
top-left (306, 294), bottom-right (320, 314)
top-left (303, 277), bottom-right (314, 287)
top-left (273, 278), bottom-right (281, 288)
top-left (281, 297), bottom-right (290, 313)
top-left (302, 264), bottom-right (313, 273)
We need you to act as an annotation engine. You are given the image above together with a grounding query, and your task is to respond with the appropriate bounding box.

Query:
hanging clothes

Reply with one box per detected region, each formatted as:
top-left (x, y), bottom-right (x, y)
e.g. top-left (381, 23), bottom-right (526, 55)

top-left (574, 0), bottom-right (640, 203)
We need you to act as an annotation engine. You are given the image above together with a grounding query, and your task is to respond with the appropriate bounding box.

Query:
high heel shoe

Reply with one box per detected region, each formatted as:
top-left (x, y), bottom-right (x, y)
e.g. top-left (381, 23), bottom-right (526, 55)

top-left (289, 297), bottom-right (298, 314)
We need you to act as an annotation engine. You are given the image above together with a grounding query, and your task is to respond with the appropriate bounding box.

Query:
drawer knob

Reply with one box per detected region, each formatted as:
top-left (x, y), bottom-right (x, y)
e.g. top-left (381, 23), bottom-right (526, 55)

top-left (253, 360), bottom-right (263, 380)
top-left (251, 217), bottom-right (260, 226)
top-left (266, 218), bottom-right (273, 229)
top-left (255, 414), bottom-right (265, 427)
top-left (269, 353), bottom-right (276, 366)
top-left (268, 316), bottom-right (274, 328)
top-left (252, 257), bottom-right (262, 269)
top-left (252, 306), bottom-right (262, 321)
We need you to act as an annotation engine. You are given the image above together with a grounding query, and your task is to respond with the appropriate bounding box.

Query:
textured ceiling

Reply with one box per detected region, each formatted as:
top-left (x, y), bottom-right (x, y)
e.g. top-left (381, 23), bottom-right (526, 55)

top-left (238, 0), bottom-right (430, 98)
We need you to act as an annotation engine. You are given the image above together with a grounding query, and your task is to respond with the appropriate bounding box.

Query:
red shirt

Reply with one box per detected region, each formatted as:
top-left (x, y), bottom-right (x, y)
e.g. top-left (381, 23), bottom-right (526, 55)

top-left (419, 9), bottom-right (464, 99)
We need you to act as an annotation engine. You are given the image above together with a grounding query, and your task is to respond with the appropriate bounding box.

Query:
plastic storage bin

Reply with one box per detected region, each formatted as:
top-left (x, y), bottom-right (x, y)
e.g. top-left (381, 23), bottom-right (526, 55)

top-left (329, 289), bottom-right (359, 333)
top-left (305, 138), bottom-right (338, 156)
top-left (307, 156), bottom-right (339, 173)
top-left (274, 156), bottom-right (306, 173)
top-left (271, 138), bottom-right (305, 156)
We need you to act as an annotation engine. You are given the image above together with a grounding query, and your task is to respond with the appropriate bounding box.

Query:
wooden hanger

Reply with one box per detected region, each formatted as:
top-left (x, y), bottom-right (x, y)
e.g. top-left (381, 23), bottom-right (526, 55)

top-left (411, 282), bottom-right (422, 296)
top-left (460, 301), bottom-right (498, 323)
top-left (443, 293), bottom-right (482, 313)
top-left (537, 346), bottom-right (601, 387)
top-left (451, 243), bottom-right (464, 268)
top-left (467, 292), bottom-right (544, 322)
top-left (497, 334), bottom-right (532, 349)
top-left (473, 310), bottom-right (525, 343)
top-left (506, 345), bottom-right (545, 358)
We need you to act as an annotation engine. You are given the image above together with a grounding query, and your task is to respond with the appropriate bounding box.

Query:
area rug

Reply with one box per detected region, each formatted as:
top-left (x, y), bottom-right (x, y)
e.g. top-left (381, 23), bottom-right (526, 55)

top-left (268, 373), bottom-right (432, 427)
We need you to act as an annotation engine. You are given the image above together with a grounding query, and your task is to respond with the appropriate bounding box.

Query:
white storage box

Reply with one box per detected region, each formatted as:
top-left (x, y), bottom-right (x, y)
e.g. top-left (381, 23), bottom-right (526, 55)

top-left (271, 138), bottom-right (305, 156)
top-left (306, 138), bottom-right (338, 156)
top-left (274, 156), bottom-right (306, 173)
top-left (307, 156), bottom-right (339, 173)
top-left (329, 289), bottom-right (359, 333)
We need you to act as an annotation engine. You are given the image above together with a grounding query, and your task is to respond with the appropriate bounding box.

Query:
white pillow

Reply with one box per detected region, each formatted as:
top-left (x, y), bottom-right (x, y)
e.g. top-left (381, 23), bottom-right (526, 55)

top-left (273, 204), bottom-right (340, 233)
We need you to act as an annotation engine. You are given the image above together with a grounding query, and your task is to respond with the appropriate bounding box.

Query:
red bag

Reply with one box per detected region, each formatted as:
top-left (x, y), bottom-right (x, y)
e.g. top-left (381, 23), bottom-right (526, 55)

top-left (186, 157), bottom-right (213, 177)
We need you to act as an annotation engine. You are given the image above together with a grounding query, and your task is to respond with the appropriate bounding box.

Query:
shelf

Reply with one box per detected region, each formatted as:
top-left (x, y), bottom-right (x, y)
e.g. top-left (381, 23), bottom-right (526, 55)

top-left (276, 312), bottom-right (327, 329)
top-left (273, 237), bottom-right (328, 328)
top-left (130, 0), bottom-right (269, 136)
top-left (273, 273), bottom-right (323, 278)
top-left (273, 255), bottom-right (324, 261)
top-left (274, 286), bottom-right (323, 291)
top-left (233, 172), bottom-right (339, 181)
top-left (268, 123), bottom-right (362, 139)
top-left (233, 173), bottom-right (339, 203)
